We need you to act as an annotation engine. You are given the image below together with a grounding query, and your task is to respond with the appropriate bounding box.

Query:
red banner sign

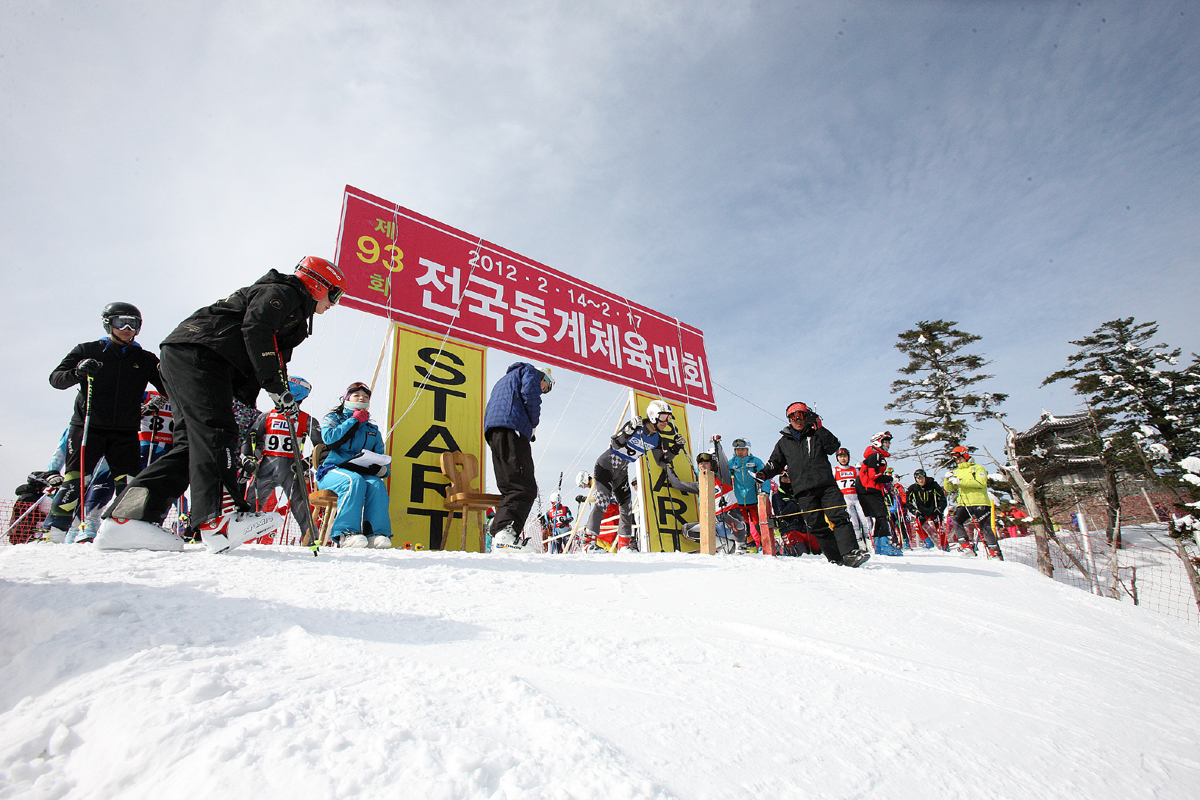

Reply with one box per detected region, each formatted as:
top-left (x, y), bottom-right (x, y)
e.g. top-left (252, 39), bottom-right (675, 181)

top-left (334, 186), bottom-right (716, 410)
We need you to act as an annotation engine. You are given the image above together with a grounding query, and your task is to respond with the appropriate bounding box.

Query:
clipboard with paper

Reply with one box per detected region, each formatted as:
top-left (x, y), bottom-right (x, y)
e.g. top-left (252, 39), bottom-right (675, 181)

top-left (348, 450), bottom-right (391, 468)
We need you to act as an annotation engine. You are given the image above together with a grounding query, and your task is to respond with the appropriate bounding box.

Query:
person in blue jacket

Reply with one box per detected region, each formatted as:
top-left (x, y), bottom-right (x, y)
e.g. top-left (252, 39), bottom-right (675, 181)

top-left (728, 438), bottom-right (767, 544)
top-left (484, 362), bottom-right (554, 549)
top-left (316, 382), bottom-right (391, 548)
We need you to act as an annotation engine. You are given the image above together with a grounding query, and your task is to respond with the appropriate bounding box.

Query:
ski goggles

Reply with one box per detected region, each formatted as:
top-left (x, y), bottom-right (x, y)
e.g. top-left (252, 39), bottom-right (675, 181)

top-left (732, 439), bottom-right (748, 449)
top-left (108, 315), bottom-right (141, 332)
top-left (327, 285), bottom-right (345, 305)
top-left (787, 411), bottom-right (808, 422)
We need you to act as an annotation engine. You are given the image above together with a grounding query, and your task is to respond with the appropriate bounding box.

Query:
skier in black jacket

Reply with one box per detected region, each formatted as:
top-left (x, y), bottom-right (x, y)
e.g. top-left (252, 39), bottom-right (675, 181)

top-left (757, 402), bottom-right (871, 568)
top-left (98, 258), bottom-right (345, 553)
top-left (906, 469), bottom-right (947, 547)
top-left (44, 302), bottom-right (166, 539)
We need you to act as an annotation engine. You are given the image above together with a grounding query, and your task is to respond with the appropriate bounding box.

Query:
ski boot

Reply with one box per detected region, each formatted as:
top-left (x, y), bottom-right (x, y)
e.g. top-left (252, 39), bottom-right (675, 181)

top-left (492, 524), bottom-right (530, 551)
top-left (842, 548), bottom-right (872, 568)
top-left (873, 536), bottom-right (903, 557)
top-left (94, 517), bottom-right (185, 551)
top-left (957, 540), bottom-right (978, 557)
top-left (985, 544), bottom-right (1004, 561)
top-left (199, 510), bottom-right (283, 554)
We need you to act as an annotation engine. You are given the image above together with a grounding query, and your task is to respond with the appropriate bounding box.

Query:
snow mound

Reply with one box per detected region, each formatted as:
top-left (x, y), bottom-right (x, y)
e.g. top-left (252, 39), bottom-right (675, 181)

top-left (1, 543), bottom-right (1198, 799)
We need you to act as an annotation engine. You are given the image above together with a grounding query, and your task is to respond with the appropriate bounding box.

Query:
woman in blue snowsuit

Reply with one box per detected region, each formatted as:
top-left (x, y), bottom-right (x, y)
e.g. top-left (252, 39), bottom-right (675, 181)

top-left (316, 382), bottom-right (391, 548)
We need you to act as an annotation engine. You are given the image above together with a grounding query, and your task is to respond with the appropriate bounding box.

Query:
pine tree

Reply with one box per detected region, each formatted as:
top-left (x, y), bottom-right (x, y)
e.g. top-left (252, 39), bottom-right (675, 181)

top-left (885, 320), bottom-right (1008, 469)
top-left (1043, 318), bottom-right (1197, 481)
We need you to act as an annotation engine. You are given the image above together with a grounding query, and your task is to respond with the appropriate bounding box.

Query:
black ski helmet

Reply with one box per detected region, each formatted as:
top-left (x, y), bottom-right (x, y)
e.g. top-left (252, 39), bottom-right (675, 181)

top-left (102, 302), bottom-right (142, 335)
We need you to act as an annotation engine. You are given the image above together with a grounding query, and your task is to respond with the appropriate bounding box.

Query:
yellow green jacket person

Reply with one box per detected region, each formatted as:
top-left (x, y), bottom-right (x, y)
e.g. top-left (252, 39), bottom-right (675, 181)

top-left (944, 455), bottom-right (989, 506)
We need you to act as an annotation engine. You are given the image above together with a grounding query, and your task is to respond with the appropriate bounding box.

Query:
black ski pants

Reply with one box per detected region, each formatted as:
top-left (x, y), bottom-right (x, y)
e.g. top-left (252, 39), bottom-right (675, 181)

top-left (791, 482), bottom-right (860, 563)
top-left (113, 344), bottom-right (247, 527)
top-left (857, 489), bottom-right (893, 543)
top-left (588, 453), bottom-right (636, 542)
top-left (486, 427), bottom-right (537, 535)
top-left (46, 426), bottom-right (141, 530)
top-left (952, 506), bottom-right (998, 547)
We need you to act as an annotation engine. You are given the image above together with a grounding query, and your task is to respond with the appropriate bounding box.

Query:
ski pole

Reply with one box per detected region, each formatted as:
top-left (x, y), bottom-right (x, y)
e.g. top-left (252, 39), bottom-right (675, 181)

top-left (77, 375), bottom-right (93, 528)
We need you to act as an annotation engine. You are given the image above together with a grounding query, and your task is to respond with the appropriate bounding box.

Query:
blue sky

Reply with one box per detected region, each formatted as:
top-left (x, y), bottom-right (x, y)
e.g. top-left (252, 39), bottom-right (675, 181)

top-left (3, 0), bottom-right (1197, 502)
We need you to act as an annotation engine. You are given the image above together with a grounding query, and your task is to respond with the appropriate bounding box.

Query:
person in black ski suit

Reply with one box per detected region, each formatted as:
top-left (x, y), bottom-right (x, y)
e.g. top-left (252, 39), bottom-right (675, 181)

top-left (44, 303), bottom-right (166, 538)
top-left (906, 468), bottom-right (947, 545)
top-left (756, 402), bottom-right (870, 568)
top-left (102, 258), bottom-right (344, 550)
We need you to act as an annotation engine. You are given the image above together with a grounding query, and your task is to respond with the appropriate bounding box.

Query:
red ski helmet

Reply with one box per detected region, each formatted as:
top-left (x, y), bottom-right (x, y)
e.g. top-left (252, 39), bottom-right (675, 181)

top-left (952, 445), bottom-right (971, 460)
top-left (295, 256), bottom-right (346, 303)
top-left (785, 402), bottom-right (811, 421)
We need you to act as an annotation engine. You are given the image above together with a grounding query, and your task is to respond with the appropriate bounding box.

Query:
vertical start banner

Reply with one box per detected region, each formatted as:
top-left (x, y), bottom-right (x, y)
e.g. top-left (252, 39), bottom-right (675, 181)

top-left (634, 391), bottom-right (700, 553)
top-left (335, 186), bottom-right (715, 411)
top-left (387, 324), bottom-right (487, 550)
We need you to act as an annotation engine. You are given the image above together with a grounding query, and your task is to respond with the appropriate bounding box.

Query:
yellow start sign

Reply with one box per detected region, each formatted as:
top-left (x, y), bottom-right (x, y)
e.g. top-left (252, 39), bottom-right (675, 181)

top-left (386, 324), bottom-right (487, 550)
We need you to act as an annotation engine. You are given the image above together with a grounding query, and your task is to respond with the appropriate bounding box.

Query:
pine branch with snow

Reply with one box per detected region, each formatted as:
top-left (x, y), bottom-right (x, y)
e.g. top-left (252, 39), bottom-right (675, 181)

top-left (885, 320), bottom-right (1007, 467)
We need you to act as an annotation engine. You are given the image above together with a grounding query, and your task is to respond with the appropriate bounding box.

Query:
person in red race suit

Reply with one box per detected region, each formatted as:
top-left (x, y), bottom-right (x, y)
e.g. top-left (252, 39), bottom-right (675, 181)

top-left (858, 431), bottom-right (902, 557)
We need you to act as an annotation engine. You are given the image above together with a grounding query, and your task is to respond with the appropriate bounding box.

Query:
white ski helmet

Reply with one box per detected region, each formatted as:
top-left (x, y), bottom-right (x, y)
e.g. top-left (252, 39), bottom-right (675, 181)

top-left (549, 492), bottom-right (562, 505)
top-left (575, 470), bottom-right (592, 488)
top-left (646, 400), bottom-right (674, 421)
top-left (870, 431), bottom-right (893, 450)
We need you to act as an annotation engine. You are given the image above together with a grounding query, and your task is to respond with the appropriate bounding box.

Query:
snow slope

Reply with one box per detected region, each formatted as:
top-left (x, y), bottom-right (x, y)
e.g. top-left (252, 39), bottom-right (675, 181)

top-left (1, 542), bottom-right (1198, 799)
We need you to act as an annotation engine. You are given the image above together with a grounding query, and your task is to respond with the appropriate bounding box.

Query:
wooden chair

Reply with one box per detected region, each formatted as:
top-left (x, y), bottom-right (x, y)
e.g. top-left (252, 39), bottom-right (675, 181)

top-left (439, 451), bottom-right (502, 552)
top-left (308, 489), bottom-right (339, 547)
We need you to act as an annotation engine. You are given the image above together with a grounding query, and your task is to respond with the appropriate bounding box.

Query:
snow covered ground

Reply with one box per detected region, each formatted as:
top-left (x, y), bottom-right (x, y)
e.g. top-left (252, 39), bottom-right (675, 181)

top-left (2, 539), bottom-right (1198, 799)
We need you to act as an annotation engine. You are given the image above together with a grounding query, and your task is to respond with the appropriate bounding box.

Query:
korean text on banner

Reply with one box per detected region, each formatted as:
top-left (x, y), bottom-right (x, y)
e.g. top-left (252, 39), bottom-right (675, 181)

top-left (387, 324), bottom-right (487, 551)
top-left (635, 392), bottom-right (699, 553)
top-left (335, 186), bottom-right (715, 411)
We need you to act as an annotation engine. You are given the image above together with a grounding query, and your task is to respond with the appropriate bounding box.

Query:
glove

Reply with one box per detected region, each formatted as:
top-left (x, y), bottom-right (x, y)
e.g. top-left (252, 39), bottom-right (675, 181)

top-left (878, 474), bottom-right (893, 484)
top-left (632, 415), bottom-right (644, 428)
top-left (268, 390), bottom-right (299, 417)
top-left (530, 427), bottom-right (537, 443)
top-left (352, 408), bottom-right (369, 423)
top-left (674, 434), bottom-right (686, 449)
top-left (372, 463), bottom-right (389, 478)
top-left (45, 473), bottom-right (64, 488)
top-left (754, 470), bottom-right (766, 482)
top-left (239, 454), bottom-right (258, 473)
top-left (75, 358), bottom-right (101, 378)
top-left (140, 394), bottom-right (167, 415)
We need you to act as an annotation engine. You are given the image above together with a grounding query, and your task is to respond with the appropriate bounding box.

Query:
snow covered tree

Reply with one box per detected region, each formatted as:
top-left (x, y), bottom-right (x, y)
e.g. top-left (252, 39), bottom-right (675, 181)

top-left (885, 320), bottom-right (1008, 469)
top-left (1043, 318), bottom-right (1199, 483)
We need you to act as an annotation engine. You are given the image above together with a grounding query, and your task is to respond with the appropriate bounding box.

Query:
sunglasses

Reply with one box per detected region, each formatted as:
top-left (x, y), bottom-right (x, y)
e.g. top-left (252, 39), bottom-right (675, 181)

top-left (109, 315), bottom-right (141, 332)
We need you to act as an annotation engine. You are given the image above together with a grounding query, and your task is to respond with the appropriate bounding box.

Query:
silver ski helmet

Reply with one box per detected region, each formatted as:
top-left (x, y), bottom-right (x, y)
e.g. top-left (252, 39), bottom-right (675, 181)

top-left (646, 400), bottom-right (673, 422)
top-left (102, 302), bottom-right (142, 335)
